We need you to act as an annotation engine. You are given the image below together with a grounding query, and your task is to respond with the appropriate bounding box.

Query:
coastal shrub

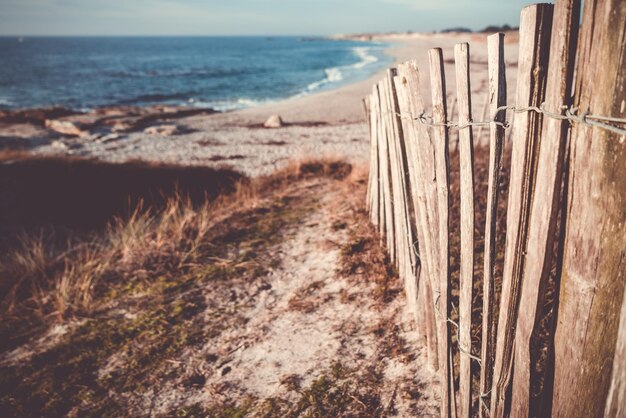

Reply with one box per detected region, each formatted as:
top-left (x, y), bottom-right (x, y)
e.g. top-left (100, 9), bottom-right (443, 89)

top-left (0, 156), bottom-right (351, 320)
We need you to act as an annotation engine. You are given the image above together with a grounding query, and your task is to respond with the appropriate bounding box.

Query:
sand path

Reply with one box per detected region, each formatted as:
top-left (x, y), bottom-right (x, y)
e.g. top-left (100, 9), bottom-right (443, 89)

top-left (128, 177), bottom-right (441, 416)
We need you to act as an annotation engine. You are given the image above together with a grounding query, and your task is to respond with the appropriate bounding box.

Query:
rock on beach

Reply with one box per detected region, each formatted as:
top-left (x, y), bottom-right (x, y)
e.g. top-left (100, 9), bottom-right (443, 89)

top-left (263, 115), bottom-right (284, 129)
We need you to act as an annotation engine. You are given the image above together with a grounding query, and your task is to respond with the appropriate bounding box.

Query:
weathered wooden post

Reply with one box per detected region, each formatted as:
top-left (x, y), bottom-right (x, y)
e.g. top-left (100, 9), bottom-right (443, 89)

top-left (605, 291), bottom-right (626, 417)
top-left (480, 31), bottom-right (508, 418)
top-left (511, 0), bottom-right (580, 416)
top-left (490, 5), bottom-right (554, 417)
top-left (552, 0), bottom-right (626, 416)
top-left (394, 64), bottom-right (439, 364)
top-left (454, 41), bottom-right (476, 418)
top-left (429, 47), bottom-right (455, 418)
top-left (376, 81), bottom-right (395, 257)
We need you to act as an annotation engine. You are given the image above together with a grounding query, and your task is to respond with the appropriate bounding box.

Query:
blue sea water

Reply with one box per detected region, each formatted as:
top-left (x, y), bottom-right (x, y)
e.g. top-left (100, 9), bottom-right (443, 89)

top-left (0, 36), bottom-right (391, 111)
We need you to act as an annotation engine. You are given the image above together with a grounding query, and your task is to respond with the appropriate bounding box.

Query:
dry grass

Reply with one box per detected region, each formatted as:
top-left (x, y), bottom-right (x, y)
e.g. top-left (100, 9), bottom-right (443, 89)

top-left (0, 156), bottom-right (356, 417)
top-left (0, 154), bottom-right (245, 230)
top-left (0, 156), bottom-right (352, 321)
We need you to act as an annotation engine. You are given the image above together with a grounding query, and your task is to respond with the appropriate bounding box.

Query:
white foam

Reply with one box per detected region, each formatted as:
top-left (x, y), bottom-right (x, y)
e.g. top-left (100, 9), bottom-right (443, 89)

top-left (307, 67), bottom-right (344, 92)
top-left (306, 46), bottom-right (380, 93)
top-left (351, 46), bottom-right (378, 69)
top-left (188, 97), bottom-right (274, 111)
top-left (187, 44), bottom-right (384, 111)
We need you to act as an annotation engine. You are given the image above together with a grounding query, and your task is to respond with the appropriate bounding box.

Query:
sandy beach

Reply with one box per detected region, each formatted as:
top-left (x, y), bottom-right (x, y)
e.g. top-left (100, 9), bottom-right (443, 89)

top-left (1, 32), bottom-right (519, 177)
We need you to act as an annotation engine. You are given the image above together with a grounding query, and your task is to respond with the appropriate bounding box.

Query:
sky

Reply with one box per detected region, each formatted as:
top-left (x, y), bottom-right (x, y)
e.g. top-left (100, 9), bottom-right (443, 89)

top-left (0, 0), bottom-right (536, 36)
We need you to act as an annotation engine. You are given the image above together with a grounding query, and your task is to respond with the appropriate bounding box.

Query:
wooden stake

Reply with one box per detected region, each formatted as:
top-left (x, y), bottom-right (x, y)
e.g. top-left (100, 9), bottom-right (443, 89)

top-left (429, 48), bottom-right (455, 418)
top-left (553, 0), bottom-right (626, 415)
top-left (382, 71), bottom-right (405, 272)
top-left (385, 69), bottom-right (416, 296)
top-left (393, 74), bottom-right (421, 326)
top-left (449, 97), bottom-right (459, 152)
top-left (454, 42), bottom-right (475, 418)
top-left (511, 1), bottom-right (580, 416)
top-left (393, 72), bottom-right (429, 346)
top-left (396, 61), bottom-right (439, 370)
top-left (376, 81), bottom-right (395, 260)
top-left (476, 93), bottom-right (489, 147)
top-left (605, 291), bottom-right (626, 417)
top-left (376, 87), bottom-right (386, 240)
top-left (365, 96), bottom-right (373, 215)
top-left (369, 88), bottom-right (381, 228)
top-left (490, 5), bottom-right (554, 417)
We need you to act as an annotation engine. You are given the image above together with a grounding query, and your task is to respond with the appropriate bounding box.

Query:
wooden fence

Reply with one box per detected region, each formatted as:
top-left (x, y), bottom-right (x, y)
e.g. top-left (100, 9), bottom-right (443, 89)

top-left (364, 0), bottom-right (625, 417)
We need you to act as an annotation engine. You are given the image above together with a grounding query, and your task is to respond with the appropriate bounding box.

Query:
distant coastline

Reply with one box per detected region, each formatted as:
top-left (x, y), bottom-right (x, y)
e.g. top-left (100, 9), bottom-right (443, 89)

top-left (0, 36), bottom-right (391, 113)
top-left (330, 23), bottom-right (519, 42)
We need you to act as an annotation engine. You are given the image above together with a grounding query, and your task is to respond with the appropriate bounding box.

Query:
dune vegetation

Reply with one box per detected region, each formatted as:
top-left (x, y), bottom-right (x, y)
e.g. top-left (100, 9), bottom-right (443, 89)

top-left (1, 156), bottom-right (436, 417)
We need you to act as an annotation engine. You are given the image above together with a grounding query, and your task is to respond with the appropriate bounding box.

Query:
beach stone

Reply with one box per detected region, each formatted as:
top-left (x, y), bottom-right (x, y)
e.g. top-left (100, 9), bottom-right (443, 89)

top-left (96, 133), bottom-right (121, 143)
top-left (110, 121), bottom-right (133, 132)
top-left (264, 115), bottom-right (284, 129)
top-left (45, 119), bottom-right (87, 137)
top-left (50, 140), bottom-right (69, 150)
top-left (144, 124), bottom-right (178, 136)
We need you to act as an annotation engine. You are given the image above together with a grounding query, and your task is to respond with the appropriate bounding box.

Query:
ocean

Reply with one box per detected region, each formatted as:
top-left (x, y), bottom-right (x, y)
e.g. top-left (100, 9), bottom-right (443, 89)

top-left (0, 36), bottom-right (390, 111)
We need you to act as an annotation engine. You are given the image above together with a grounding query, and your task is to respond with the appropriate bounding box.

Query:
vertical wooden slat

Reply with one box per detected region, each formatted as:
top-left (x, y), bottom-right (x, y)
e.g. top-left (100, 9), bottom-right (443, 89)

top-left (391, 74), bottom-right (421, 327)
top-left (371, 86), bottom-right (383, 236)
top-left (363, 96), bottom-right (371, 138)
top-left (479, 32), bottom-right (507, 418)
top-left (449, 97), bottom-right (459, 152)
top-left (365, 96), bottom-right (373, 216)
top-left (511, 1), bottom-right (580, 416)
top-left (376, 81), bottom-right (395, 259)
top-left (429, 47), bottom-right (454, 418)
top-left (381, 74), bottom-right (401, 269)
top-left (553, 0), bottom-right (626, 415)
top-left (454, 42), bottom-right (475, 418)
top-left (393, 72), bottom-right (430, 348)
top-left (476, 93), bottom-right (490, 147)
top-left (369, 89), bottom-right (381, 228)
top-left (505, 104), bottom-right (515, 148)
top-left (380, 80), bottom-right (396, 261)
top-left (490, 5), bottom-right (554, 418)
top-left (605, 291), bottom-right (626, 417)
top-left (386, 69), bottom-right (417, 301)
top-left (382, 70), bottom-right (406, 273)
top-left (375, 87), bottom-right (386, 240)
top-left (396, 61), bottom-right (439, 370)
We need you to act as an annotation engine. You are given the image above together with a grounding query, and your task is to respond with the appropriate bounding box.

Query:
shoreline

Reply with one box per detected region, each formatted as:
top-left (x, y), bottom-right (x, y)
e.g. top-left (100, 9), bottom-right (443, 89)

top-left (0, 31), bottom-right (520, 177)
top-left (0, 36), bottom-right (390, 115)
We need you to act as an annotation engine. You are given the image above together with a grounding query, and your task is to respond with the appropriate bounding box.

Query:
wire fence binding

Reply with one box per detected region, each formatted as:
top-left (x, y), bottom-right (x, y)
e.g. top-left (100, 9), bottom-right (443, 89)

top-left (389, 103), bottom-right (626, 136)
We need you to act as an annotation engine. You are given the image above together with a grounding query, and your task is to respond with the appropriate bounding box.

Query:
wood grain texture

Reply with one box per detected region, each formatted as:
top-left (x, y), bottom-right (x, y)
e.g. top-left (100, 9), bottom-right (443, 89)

top-left (366, 95), bottom-right (375, 220)
top-left (376, 81), bottom-right (396, 261)
top-left (552, 0), bottom-right (626, 416)
top-left (396, 61), bottom-right (439, 370)
top-left (511, 1), bottom-right (580, 416)
top-left (382, 70), bottom-right (404, 272)
top-left (454, 42), bottom-right (475, 418)
top-left (605, 291), bottom-right (626, 417)
top-left (386, 69), bottom-right (417, 305)
top-left (374, 86), bottom-right (386, 240)
top-left (369, 89), bottom-right (381, 228)
top-left (490, 6), bottom-right (554, 417)
top-left (449, 97), bottom-right (458, 152)
top-left (476, 93), bottom-right (490, 147)
top-left (393, 74), bottom-right (424, 335)
top-left (429, 48), bottom-right (454, 418)
top-left (479, 32), bottom-right (508, 418)
top-left (365, 96), bottom-right (371, 213)
top-left (387, 70), bottom-right (411, 281)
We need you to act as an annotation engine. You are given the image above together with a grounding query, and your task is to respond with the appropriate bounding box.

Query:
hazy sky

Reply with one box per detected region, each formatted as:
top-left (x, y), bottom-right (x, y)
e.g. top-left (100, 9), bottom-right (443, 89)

top-left (0, 0), bottom-right (535, 36)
